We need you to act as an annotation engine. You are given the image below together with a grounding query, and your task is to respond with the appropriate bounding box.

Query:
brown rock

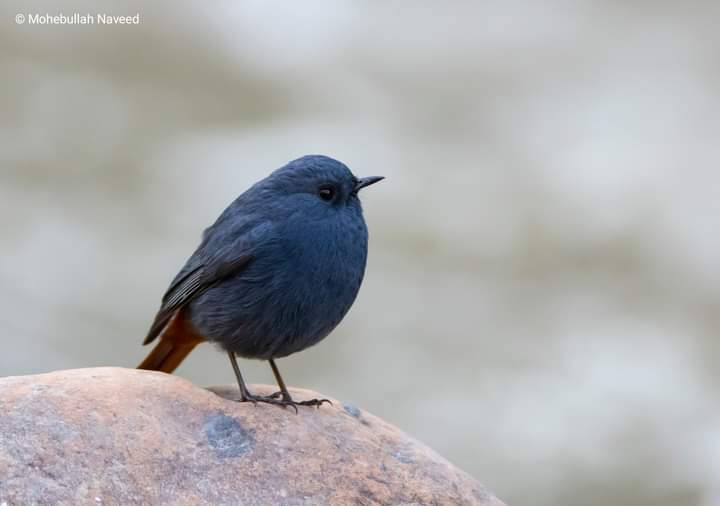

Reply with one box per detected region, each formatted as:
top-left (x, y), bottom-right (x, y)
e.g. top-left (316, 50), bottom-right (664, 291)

top-left (0, 367), bottom-right (504, 506)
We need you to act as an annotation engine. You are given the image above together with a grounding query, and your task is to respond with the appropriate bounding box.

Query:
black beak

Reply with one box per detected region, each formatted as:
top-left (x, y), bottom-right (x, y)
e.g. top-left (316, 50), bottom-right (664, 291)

top-left (354, 176), bottom-right (384, 193)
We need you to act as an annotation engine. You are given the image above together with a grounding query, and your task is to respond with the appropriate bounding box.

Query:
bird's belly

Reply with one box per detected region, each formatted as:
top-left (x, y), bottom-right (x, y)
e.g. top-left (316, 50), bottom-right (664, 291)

top-left (188, 260), bottom-right (363, 359)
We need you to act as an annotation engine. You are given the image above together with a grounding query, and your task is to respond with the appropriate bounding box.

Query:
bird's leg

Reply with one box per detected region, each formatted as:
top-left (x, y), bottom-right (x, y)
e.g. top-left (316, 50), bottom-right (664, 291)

top-left (267, 359), bottom-right (332, 409)
top-left (267, 359), bottom-right (290, 399)
top-left (227, 351), bottom-right (253, 402)
top-left (226, 352), bottom-right (302, 413)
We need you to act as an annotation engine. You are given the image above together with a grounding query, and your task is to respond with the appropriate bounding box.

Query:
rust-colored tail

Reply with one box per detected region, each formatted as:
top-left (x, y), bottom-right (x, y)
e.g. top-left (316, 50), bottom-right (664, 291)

top-left (137, 338), bottom-right (199, 373)
top-left (137, 310), bottom-right (204, 373)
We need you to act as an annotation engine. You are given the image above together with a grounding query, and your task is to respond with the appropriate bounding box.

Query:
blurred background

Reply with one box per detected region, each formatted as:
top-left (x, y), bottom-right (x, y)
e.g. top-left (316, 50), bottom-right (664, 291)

top-left (1, 1), bottom-right (719, 505)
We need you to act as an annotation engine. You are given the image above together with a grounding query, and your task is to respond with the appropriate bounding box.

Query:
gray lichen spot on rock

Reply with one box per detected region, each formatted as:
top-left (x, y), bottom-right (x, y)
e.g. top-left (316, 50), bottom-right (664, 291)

top-left (202, 411), bottom-right (255, 458)
top-left (343, 403), bottom-right (361, 418)
top-left (343, 402), bottom-right (370, 426)
top-left (392, 449), bottom-right (414, 464)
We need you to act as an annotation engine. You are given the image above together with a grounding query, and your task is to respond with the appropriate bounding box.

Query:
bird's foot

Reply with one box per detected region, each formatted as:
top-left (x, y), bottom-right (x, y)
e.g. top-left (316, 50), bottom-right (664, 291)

top-left (288, 396), bottom-right (333, 409)
top-left (240, 391), bottom-right (332, 412)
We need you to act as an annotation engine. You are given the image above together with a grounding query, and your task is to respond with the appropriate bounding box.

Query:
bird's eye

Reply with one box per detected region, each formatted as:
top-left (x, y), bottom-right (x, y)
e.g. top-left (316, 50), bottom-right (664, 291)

top-left (318, 184), bottom-right (336, 201)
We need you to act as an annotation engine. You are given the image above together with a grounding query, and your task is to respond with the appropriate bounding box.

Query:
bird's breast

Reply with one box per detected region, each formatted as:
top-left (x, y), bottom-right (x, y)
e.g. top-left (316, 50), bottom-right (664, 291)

top-left (190, 214), bottom-right (369, 359)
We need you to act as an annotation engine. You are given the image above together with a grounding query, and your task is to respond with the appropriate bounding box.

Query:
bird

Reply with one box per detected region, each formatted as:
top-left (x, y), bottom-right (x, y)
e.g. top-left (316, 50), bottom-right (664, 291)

top-left (137, 155), bottom-right (383, 410)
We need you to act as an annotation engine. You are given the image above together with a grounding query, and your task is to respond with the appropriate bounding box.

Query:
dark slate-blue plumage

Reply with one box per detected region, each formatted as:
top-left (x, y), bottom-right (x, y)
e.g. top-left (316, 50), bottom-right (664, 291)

top-left (148, 155), bottom-right (377, 362)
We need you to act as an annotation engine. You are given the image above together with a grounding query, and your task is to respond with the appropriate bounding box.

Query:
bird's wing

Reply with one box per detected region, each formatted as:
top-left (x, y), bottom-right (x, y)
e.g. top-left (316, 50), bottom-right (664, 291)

top-left (142, 255), bottom-right (251, 345)
top-left (142, 220), bottom-right (271, 345)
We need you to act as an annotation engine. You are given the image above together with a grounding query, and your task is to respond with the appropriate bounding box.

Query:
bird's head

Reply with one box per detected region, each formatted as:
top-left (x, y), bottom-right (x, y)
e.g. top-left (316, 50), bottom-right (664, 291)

top-left (263, 155), bottom-right (383, 217)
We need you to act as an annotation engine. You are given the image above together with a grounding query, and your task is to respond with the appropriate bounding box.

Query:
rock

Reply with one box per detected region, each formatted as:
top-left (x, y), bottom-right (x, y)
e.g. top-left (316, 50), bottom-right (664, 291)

top-left (0, 368), bottom-right (504, 506)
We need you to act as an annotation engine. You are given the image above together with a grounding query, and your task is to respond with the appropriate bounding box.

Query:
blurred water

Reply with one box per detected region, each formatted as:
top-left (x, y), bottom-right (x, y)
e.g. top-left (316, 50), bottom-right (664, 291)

top-left (1, 2), bottom-right (719, 505)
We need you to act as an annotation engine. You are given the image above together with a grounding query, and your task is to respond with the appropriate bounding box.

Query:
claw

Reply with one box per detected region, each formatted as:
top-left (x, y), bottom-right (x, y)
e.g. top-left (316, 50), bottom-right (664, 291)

top-left (235, 393), bottom-right (331, 413)
top-left (294, 398), bottom-right (332, 408)
top-left (236, 393), bottom-right (298, 413)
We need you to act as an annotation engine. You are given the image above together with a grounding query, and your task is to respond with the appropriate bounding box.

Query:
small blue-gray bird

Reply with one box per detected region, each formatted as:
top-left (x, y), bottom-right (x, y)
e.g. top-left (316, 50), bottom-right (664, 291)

top-left (138, 155), bottom-right (383, 409)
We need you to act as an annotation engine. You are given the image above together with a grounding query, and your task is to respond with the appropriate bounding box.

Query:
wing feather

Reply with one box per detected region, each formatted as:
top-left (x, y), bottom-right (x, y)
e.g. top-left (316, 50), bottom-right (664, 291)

top-left (142, 218), bottom-right (271, 346)
top-left (142, 256), bottom-right (250, 345)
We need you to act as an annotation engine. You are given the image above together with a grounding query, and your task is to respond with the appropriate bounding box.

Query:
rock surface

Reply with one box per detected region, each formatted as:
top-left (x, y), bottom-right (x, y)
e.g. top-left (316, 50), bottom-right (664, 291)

top-left (0, 368), bottom-right (504, 505)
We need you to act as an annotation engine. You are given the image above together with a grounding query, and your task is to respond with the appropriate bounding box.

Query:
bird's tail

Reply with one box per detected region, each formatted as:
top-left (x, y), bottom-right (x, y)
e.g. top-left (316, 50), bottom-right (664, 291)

top-left (137, 338), bottom-right (199, 373)
top-left (137, 309), bottom-right (204, 373)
